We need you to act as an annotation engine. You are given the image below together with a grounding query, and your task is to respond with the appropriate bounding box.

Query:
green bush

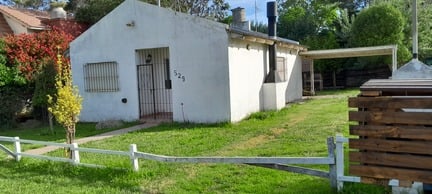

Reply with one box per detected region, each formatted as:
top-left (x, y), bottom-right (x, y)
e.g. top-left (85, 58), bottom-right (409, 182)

top-left (0, 86), bottom-right (26, 128)
top-left (350, 4), bottom-right (411, 68)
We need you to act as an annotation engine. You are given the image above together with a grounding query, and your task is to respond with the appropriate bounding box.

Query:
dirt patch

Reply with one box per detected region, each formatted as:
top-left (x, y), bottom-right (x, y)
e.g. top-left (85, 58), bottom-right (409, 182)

top-left (217, 128), bottom-right (287, 155)
top-left (270, 128), bottom-right (286, 136)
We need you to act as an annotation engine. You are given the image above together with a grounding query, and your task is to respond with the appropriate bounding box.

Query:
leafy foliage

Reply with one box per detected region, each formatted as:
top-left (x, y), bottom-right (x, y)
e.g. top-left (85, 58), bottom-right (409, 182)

top-left (74, 0), bottom-right (123, 24)
top-left (377, 0), bottom-right (432, 59)
top-left (74, 0), bottom-right (229, 24)
top-left (4, 30), bottom-right (73, 82)
top-left (277, 0), bottom-right (339, 42)
top-left (32, 62), bottom-right (56, 120)
top-left (3, 29), bottom-right (73, 123)
top-left (304, 30), bottom-right (345, 72)
top-left (350, 3), bottom-right (411, 67)
top-left (250, 21), bottom-right (268, 34)
top-left (48, 53), bottom-right (82, 154)
top-left (0, 86), bottom-right (27, 128)
top-left (0, 40), bottom-right (25, 87)
top-left (0, 39), bottom-right (27, 128)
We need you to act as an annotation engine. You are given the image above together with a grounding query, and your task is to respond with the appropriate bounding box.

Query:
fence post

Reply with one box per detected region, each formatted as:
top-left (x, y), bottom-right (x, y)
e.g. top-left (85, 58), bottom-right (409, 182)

top-left (335, 134), bottom-right (345, 191)
top-left (13, 137), bottom-right (21, 161)
top-left (130, 144), bottom-right (139, 171)
top-left (327, 136), bottom-right (337, 189)
top-left (71, 143), bottom-right (80, 165)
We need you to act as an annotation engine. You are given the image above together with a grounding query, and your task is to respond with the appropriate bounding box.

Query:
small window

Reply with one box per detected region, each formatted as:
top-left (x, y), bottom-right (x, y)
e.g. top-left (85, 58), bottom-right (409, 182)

top-left (84, 62), bottom-right (119, 92)
top-left (276, 57), bottom-right (287, 82)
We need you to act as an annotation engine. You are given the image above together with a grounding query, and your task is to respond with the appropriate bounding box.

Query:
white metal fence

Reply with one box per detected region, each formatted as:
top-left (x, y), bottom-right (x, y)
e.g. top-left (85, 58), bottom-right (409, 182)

top-left (0, 135), bottom-right (409, 191)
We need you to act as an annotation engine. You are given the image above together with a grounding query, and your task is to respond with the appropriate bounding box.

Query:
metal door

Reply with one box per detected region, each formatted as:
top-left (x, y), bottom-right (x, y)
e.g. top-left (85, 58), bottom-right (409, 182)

top-left (136, 48), bottom-right (172, 120)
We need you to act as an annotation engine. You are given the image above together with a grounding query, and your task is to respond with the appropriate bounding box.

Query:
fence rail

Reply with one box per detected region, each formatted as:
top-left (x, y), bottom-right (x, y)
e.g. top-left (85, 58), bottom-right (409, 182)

top-left (1, 135), bottom-right (400, 191)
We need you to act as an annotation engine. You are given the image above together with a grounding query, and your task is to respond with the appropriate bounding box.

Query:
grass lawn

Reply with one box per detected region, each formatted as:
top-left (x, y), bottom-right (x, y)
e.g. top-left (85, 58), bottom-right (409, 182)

top-left (0, 88), bottom-right (389, 194)
top-left (0, 121), bottom-right (138, 151)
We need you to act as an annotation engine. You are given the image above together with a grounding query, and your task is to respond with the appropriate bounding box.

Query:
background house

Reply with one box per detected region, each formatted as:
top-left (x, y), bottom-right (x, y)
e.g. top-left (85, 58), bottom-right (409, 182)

top-left (0, 5), bottom-right (88, 37)
top-left (70, 0), bottom-right (306, 123)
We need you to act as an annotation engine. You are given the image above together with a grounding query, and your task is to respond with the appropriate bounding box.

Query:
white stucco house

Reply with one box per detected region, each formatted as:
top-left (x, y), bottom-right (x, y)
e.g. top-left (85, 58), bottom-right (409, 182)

top-left (70, 0), bottom-right (306, 123)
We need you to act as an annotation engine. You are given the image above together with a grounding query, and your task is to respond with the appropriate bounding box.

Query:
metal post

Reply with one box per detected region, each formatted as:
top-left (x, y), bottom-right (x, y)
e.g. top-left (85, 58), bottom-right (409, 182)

top-left (130, 144), bottom-right (139, 171)
top-left (13, 137), bottom-right (21, 161)
top-left (392, 45), bottom-right (398, 73)
top-left (412, 0), bottom-right (418, 59)
top-left (71, 143), bottom-right (80, 165)
top-left (327, 137), bottom-right (337, 188)
top-left (335, 134), bottom-right (345, 191)
top-left (310, 60), bottom-right (315, 95)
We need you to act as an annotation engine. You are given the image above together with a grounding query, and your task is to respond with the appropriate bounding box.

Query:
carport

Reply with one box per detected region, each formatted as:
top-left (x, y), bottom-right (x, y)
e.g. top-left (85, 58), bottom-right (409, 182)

top-left (299, 45), bottom-right (398, 94)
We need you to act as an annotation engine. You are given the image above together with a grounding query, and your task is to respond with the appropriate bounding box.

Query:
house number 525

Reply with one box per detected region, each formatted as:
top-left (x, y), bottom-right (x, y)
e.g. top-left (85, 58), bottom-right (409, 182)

top-left (173, 70), bottom-right (186, 82)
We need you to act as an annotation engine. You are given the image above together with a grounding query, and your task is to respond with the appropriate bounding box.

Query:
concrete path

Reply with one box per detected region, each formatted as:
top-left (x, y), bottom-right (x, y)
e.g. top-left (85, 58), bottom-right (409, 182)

top-left (24, 121), bottom-right (162, 155)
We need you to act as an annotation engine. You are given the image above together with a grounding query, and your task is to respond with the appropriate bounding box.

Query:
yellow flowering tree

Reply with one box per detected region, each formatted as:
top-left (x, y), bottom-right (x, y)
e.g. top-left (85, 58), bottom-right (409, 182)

top-left (48, 52), bottom-right (82, 158)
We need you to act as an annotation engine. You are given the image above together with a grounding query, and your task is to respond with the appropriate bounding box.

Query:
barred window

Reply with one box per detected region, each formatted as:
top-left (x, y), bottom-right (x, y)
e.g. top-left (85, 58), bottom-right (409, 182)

top-left (84, 62), bottom-right (119, 92)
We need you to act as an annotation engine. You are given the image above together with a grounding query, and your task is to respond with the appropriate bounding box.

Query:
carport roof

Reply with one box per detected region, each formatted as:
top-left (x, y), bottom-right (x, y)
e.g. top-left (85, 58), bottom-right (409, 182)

top-left (299, 45), bottom-right (397, 59)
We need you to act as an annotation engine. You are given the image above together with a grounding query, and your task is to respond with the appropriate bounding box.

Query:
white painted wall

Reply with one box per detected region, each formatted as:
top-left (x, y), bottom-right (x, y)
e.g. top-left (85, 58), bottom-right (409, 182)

top-left (71, 0), bottom-right (231, 123)
top-left (227, 40), bottom-right (303, 122)
top-left (277, 47), bottom-right (303, 102)
top-left (228, 39), bottom-right (268, 122)
top-left (263, 82), bottom-right (286, 110)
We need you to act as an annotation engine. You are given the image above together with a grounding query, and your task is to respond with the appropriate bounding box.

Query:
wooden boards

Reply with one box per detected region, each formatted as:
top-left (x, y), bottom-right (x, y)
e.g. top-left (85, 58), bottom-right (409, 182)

top-left (348, 79), bottom-right (432, 185)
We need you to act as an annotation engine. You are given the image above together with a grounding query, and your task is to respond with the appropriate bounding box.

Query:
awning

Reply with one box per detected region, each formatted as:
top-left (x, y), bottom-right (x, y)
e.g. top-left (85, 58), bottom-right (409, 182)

top-left (299, 45), bottom-right (398, 72)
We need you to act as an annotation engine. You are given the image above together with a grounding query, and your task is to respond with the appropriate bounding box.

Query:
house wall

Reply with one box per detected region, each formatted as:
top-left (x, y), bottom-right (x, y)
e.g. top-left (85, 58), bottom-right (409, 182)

top-left (3, 15), bottom-right (28, 34)
top-left (228, 40), bottom-right (302, 122)
top-left (228, 39), bottom-right (268, 122)
top-left (71, 0), bottom-right (231, 123)
top-left (277, 47), bottom-right (303, 102)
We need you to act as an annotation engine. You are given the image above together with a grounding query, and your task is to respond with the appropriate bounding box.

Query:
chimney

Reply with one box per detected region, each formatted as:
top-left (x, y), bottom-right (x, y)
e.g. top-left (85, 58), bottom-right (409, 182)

top-left (49, 7), bottom-right (67, 19)
top-left (267, 1), bottom-right (277, 38)
top-left (231, 7), bottom-right (250, 31)
top-left (264, 1), bottom-right (280, 83)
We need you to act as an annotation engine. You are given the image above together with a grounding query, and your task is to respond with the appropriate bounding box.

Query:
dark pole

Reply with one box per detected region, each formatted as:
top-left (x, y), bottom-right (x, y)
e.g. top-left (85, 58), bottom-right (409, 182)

top-left (265, 1), bottom-right (278, 83)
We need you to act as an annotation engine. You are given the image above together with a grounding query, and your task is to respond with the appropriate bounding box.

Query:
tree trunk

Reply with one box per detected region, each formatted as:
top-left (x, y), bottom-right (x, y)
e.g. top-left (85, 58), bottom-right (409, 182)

top-left (48, 112), bottom-right (54, 134)
top-left (65, 124), bottom-right (76, 159)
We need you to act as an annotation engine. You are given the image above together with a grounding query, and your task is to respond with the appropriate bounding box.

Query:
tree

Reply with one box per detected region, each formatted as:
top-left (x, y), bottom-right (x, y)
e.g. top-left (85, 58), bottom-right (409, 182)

top-left (277, 0), bottom-right (339, 42)
top-left (4, 30), bottom-right (72, 82)
top-left (48, 53), bottom-right (82, 158)
top-left (0, 39), bottom-right (27, 128)
top-left (4, 29), bottom-right (73, 126)
top-left (251, 21), bottom-right (268, 33)
top-left (336, 0), bottom-right (371, 21)
top-left (74, 0), bottom-right (229, 24)
top-left (0, 0), bottom-right (48, 9)
top-left (74, 0), bottom-right (123, 24)
top-left (350, 3), bottom-right (411, 68)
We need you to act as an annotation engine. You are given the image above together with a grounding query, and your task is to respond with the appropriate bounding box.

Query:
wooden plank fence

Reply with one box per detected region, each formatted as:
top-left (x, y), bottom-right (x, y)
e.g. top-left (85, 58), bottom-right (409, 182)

top-left (348, 79), bottom-right (432, 186)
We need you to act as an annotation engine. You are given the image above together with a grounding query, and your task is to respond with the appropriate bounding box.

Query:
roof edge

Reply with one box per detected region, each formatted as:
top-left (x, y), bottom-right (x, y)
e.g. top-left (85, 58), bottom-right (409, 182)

top-left (228, 27), bottom-right (306, 50)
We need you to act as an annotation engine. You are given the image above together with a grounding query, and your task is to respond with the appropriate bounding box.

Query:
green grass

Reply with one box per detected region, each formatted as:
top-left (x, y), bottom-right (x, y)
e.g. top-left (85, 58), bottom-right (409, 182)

top-left (0, 89), bottom-right (389, 194)
top-left (315, 88), bottom-right (360, 97)
top-left (0, 121), bottom-right (138, 151)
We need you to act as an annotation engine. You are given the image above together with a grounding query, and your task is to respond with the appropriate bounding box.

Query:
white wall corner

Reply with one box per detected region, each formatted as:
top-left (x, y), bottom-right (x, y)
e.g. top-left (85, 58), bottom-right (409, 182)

top-left (262, 82), bottom-right (286, 111)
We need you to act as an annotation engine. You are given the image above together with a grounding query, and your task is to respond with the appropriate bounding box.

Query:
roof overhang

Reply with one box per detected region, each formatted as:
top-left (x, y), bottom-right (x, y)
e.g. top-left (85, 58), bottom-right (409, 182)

top-left (300, 45), bottom-right (398, 73)
top-left (228, 27), bottom-right (307, 51)
top-left (299, 45), bottom-right (397, 59)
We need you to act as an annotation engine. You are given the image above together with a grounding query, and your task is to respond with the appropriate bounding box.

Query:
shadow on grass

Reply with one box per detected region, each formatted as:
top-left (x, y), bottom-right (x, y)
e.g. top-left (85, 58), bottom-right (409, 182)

top-left (0, 158), bottom-right (146, 193)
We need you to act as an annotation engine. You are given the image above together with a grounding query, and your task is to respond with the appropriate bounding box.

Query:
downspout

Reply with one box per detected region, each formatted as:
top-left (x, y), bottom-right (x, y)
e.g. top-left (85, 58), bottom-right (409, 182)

top-left (264, 1), bottom-right (279, 83)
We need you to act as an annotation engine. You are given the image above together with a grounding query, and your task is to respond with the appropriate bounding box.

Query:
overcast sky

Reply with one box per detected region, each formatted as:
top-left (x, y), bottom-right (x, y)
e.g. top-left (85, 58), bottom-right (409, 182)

top-left (225, 0), bottom-right (269, 23)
